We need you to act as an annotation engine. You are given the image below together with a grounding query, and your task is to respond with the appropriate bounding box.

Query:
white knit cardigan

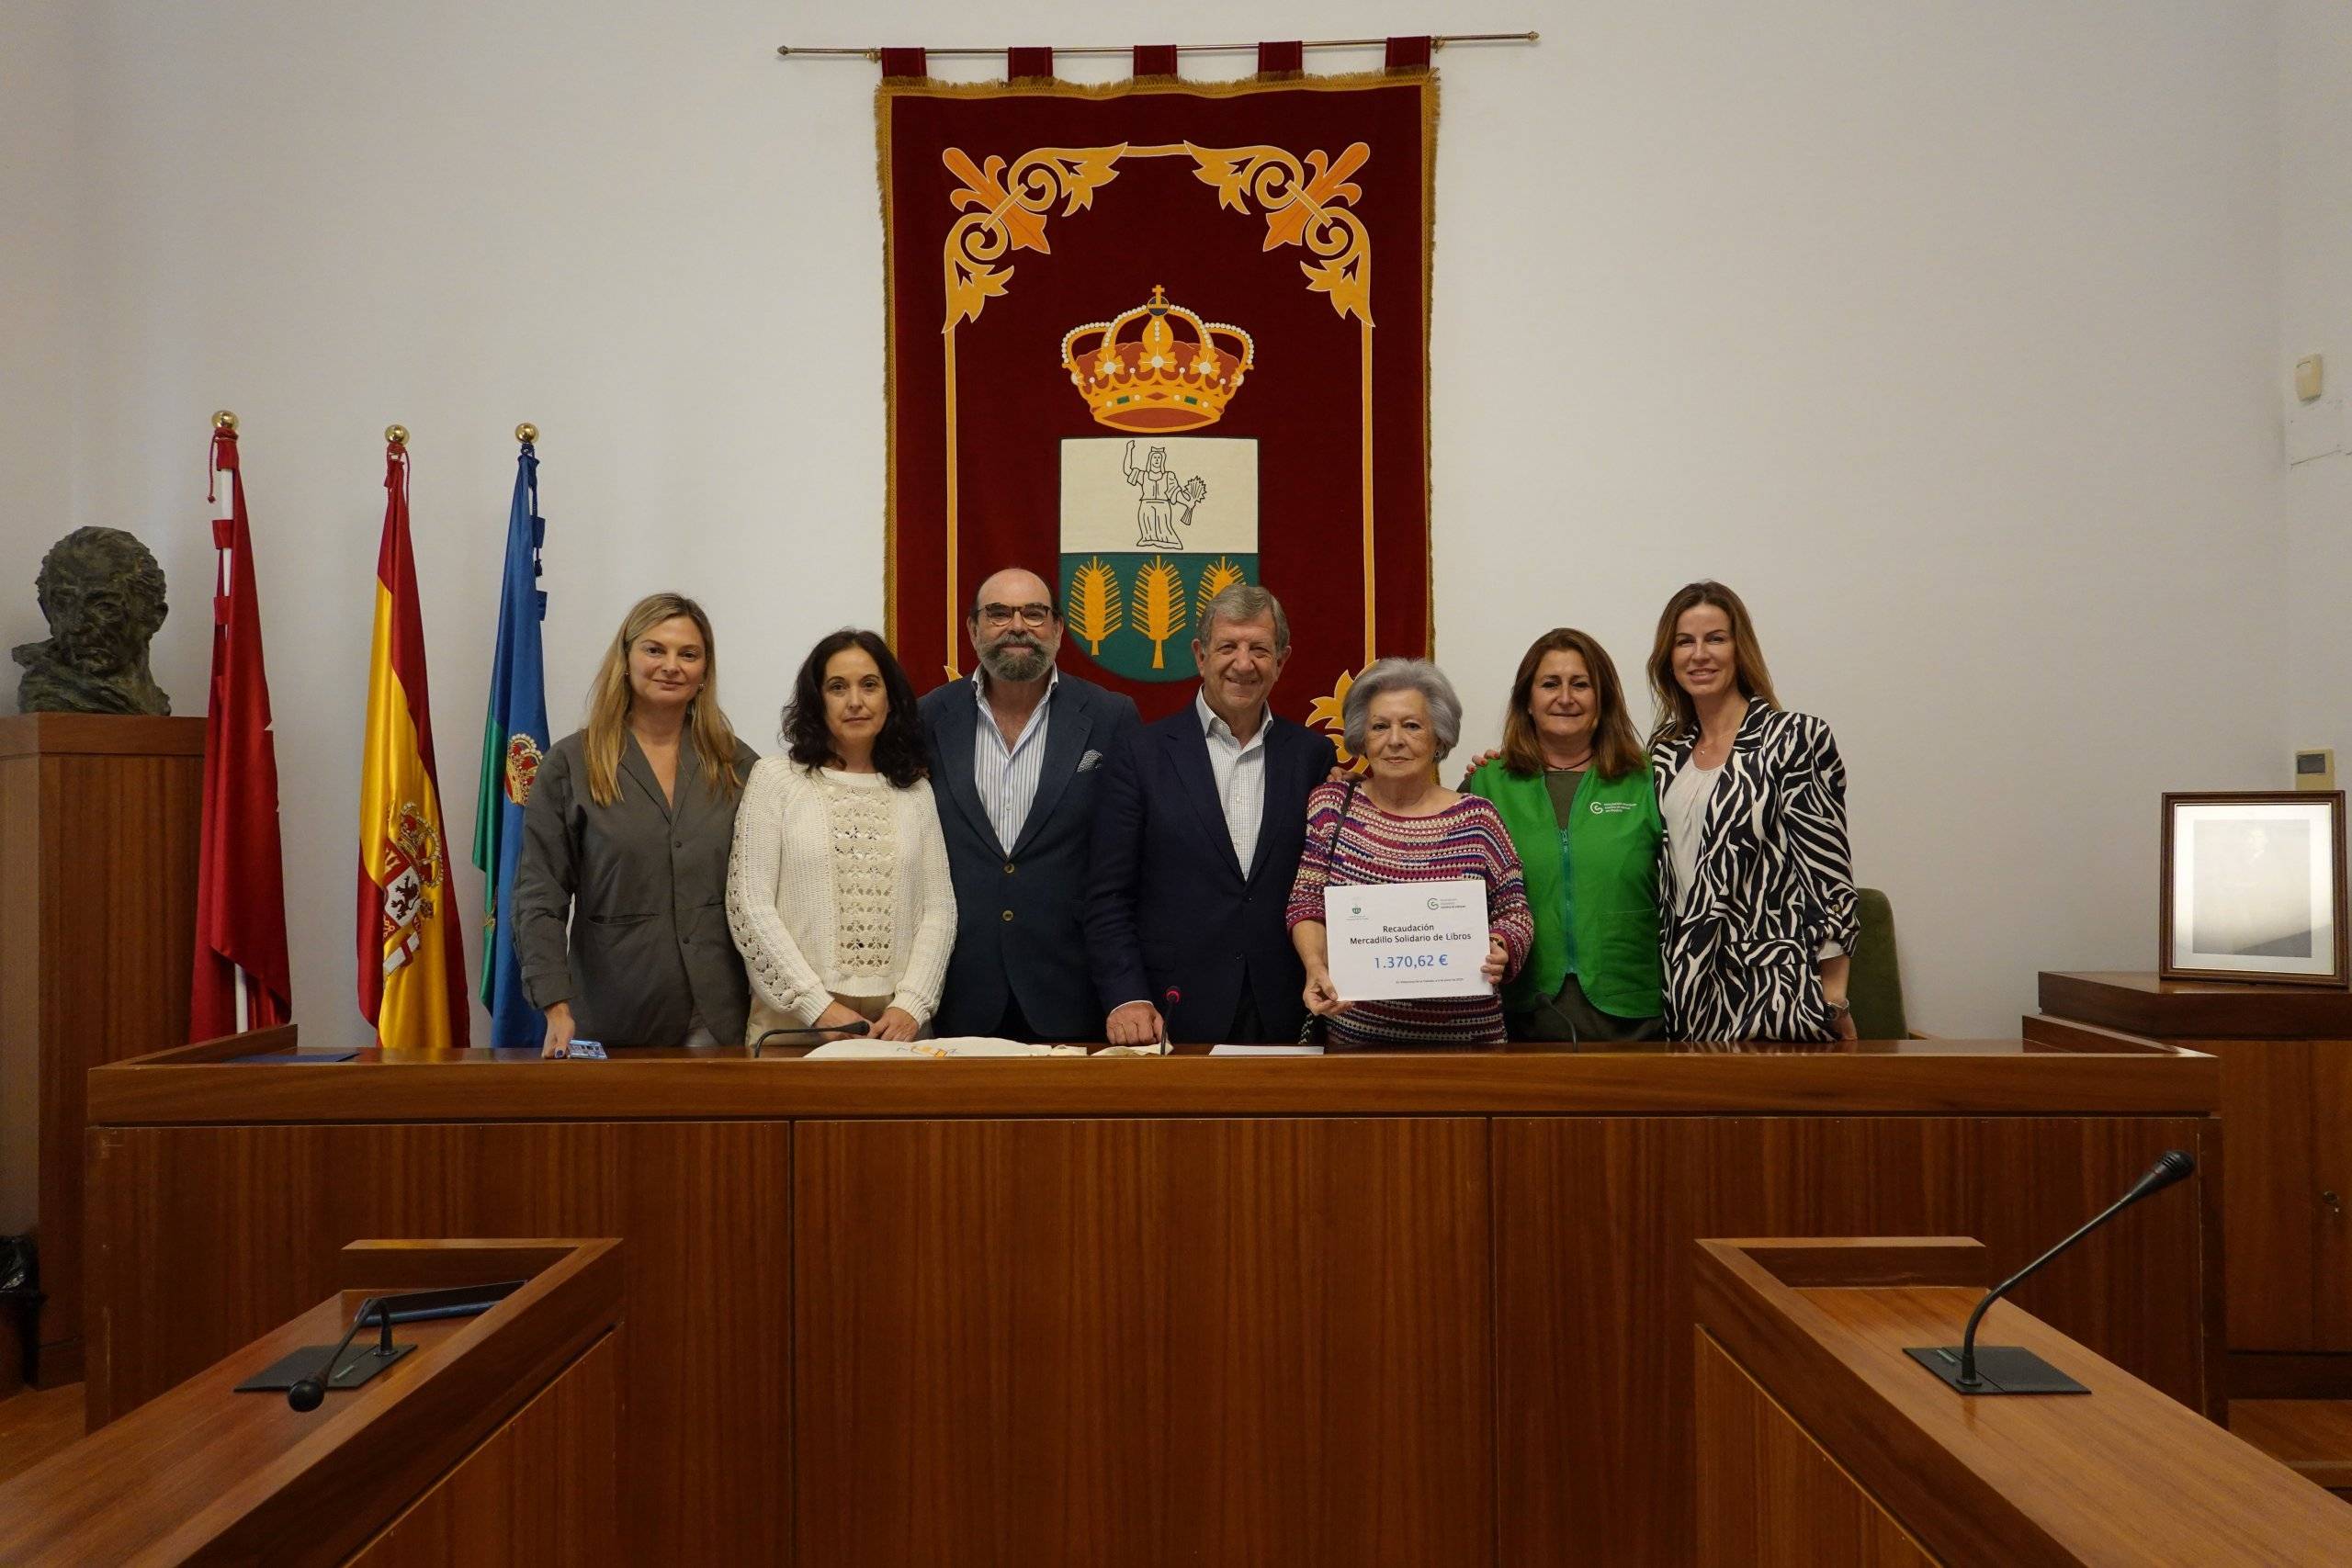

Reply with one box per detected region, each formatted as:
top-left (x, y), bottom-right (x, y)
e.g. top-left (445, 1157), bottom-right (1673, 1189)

top-left (724, 760), bottom-right (956, 1038)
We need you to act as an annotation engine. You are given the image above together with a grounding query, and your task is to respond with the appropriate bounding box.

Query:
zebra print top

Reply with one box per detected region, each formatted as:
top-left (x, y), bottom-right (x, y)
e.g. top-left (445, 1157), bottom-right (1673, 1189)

top-left (1286, 781), bottom-right (1534, 1047)
top-left (1651, 698), bottom-right (1858, 1043)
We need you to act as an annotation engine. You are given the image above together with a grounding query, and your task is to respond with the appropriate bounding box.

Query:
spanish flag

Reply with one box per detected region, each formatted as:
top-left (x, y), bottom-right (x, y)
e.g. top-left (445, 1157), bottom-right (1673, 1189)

top-left (356, 432), bottom-right (469, 1049)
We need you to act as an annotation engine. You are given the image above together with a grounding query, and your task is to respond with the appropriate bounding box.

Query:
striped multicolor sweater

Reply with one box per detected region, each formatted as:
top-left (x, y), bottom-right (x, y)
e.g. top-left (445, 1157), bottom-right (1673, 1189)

top-left (1286, 781), bottom-right (1534, 1047)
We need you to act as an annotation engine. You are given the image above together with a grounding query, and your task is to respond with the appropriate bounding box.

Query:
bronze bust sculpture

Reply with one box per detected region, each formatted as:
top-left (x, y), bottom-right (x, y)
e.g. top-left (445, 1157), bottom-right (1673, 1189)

top-left (13, 526), bottom-right (172, 716)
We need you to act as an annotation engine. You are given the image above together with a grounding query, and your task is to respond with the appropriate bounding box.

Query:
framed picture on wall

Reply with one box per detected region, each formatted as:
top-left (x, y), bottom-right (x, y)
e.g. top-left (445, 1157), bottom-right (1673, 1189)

top-left (2159, 791), bottom-right (2349, 987)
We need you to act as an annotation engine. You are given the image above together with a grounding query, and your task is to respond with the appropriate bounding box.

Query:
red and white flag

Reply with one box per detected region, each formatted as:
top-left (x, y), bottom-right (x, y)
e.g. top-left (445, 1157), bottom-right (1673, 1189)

top-left (190, 415), bottom-right (292, 1038)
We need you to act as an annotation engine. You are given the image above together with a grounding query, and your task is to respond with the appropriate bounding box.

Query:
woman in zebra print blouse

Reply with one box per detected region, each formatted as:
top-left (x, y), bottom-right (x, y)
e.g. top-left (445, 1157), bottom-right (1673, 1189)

top-left (1646, 582), bottom-right (1859, 1043)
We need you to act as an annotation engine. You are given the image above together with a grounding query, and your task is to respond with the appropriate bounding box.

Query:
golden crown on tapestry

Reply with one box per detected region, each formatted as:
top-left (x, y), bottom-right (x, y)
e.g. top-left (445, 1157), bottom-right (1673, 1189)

top-left (1060, 285), bottom-right (1256, 433)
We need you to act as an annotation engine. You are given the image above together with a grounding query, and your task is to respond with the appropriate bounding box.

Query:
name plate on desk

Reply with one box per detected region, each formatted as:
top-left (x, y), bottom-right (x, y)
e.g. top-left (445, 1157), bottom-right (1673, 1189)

top-left (1326, 879), bottom-right (1492, 1001)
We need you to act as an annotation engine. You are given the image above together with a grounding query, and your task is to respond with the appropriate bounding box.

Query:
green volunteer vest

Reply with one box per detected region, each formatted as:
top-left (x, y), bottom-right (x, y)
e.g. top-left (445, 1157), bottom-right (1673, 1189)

top-left (1465, 759), bottom-right (1664, 1020)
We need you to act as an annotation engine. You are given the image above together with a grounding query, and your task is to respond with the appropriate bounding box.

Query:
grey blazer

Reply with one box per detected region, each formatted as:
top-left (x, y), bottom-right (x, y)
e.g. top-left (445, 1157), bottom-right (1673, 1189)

top-left (512, 729), bottom-right (759, 1044)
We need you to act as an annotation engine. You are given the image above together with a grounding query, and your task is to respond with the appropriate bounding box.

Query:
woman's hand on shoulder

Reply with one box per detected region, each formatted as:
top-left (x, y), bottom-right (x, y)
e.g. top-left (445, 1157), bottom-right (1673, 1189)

top-left (1457, 749), bottom-right (1502, 788)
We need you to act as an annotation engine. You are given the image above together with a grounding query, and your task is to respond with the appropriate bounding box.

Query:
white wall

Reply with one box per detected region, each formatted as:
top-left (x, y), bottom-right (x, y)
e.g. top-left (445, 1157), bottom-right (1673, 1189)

top-left (8, 1), bottom-right (2295, 1037)
top-left (2281, 3), bottom-right (2352, 764)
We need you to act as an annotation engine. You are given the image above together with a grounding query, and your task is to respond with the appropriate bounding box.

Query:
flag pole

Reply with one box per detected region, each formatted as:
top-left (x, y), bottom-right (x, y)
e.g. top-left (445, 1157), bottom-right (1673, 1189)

top-left (211, 410), bottom-right (254, 1036)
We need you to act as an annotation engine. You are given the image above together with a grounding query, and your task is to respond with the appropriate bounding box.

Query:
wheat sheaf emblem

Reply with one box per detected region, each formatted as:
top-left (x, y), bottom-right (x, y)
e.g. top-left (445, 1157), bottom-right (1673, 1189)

top-left (1132, 558), bottom-right (1187, 671)
top-left (1067, 557), bottom-right (1124, 655)
top-left (1195, 556), bottom-right (1246, 621)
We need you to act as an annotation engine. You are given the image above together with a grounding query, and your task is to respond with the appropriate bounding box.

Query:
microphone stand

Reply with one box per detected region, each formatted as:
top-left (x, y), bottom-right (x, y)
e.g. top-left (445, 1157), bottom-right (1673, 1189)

top-left (752, 1020), bottom-right (871, 1057)
top-left (1908, 1148), bottom-right (2195, 1394)
top-left (286, 1297), bottom-right (395, 1412)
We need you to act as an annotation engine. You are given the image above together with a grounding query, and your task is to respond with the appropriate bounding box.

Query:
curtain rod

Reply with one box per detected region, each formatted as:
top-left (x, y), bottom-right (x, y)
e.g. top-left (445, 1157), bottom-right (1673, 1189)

top-left (776, 32), bottom-right (1536, 60)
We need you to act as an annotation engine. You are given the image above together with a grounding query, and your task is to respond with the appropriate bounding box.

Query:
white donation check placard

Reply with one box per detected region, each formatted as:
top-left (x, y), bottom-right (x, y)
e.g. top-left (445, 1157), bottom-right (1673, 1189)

top-left (1325, 878), bottom-right (1493, 1001)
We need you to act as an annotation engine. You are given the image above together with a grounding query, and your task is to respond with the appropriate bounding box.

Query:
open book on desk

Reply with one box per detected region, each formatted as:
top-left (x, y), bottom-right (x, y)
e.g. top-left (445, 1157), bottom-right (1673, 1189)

top-left (802, 1039), bottom-right (1089, 1060)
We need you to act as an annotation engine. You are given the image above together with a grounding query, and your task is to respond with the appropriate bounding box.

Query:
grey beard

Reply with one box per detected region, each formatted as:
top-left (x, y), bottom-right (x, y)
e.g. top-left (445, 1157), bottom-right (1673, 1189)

top-left (980, 641), bottom-right (1049, 683)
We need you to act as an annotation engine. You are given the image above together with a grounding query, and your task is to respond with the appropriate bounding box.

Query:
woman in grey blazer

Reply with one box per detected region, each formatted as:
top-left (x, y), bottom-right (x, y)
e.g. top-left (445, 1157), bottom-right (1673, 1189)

top-left (513, 593), bottom-right (758, 1055)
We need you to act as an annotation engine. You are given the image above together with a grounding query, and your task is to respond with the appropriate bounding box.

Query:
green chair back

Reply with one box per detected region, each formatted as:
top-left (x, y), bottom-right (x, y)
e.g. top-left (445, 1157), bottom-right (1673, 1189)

top-left (1849, 887), bottom-right (1908, 1040)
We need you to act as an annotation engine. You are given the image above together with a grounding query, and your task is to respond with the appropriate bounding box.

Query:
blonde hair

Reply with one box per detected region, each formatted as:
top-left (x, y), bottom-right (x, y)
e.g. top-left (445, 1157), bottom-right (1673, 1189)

top-left (1498, 628), bottom-right (1644, 781)
top-left (1645, 580), bottom-right (1781, 745)
top-left (582, 593), bottom-right (743, 807)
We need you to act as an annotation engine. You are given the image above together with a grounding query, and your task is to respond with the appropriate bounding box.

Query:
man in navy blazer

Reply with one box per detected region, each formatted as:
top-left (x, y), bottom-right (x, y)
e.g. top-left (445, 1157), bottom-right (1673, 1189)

top-left (920, 566), bottom-right (1141, 1041)
top-left (1087, 584), bottom-right (1338, 1044)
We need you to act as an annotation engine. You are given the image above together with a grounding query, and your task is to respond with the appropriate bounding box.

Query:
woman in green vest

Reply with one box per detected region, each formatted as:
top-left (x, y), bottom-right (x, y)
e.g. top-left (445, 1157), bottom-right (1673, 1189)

top-left (1464, 628), bottom-right (1665, 1043)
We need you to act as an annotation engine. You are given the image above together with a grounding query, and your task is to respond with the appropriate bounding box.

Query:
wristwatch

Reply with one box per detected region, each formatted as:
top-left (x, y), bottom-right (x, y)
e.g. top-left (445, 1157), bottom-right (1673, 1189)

top-left (1825, 998), bottom-right (1852, 1020)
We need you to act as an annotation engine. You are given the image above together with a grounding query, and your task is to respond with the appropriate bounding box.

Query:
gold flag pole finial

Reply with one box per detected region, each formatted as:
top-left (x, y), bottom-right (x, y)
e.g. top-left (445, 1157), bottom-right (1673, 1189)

top-left (385, 423), bottom-right (409, 446)
top-left (212, 409), bottom-right (239, 432)
top-left (515, 423), bottom-right (538, 444)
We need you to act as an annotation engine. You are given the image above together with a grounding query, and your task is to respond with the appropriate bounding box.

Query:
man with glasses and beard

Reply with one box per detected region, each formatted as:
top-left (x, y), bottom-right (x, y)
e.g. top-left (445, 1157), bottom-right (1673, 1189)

top-left (919, 567), bottom-right (1141, 1041)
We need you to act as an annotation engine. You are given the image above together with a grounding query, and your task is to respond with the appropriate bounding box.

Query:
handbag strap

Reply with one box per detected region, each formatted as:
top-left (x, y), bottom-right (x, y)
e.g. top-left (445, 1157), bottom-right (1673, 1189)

top-left (1297, 777), bottom-right (1363, 1043)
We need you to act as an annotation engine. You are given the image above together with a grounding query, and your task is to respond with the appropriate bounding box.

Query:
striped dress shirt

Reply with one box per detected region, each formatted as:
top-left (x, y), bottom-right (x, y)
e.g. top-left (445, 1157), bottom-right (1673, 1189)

top-left (971, 668), bottom-right (1058, 853)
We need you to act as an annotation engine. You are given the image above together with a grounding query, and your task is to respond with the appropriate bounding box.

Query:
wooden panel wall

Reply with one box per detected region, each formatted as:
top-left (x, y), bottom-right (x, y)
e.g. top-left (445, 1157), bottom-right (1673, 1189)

top-left (85, 1109), bottom-right (2216, 1566)
top-left (794, 1117), bottom-right (1494, 1568)
top-left (1494, 1115), bottom-right (2214, 1567)
top-left (1694, 1330), bottom-right (1936, 1567)
top-left (2187, 1038), bottom-right (2323, 1349)
top-left (85, 1122), bottom-right (789, 1562)
top-left (0, 716), bottom-right (204, 1382)
top-left (347, 1334), bottom-right (620, 1566)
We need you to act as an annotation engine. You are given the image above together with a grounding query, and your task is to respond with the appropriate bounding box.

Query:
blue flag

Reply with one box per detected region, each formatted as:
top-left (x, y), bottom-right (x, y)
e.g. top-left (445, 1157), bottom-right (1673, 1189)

top-left (472, 437), bottom-right (550, 1046)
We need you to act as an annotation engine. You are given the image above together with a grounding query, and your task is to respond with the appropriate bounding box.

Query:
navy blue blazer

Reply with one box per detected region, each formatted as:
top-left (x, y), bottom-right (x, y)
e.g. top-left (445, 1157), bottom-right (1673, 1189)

top-left (919, 671), bottom-right (1142, 1040)
top-left (1085, 702), bottom-right (1338, 1043)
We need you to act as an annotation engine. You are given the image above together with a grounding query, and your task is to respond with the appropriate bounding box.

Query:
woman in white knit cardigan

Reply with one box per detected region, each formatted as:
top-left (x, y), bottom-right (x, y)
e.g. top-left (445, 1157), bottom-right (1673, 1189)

top-left (726, 629), bottom-right (956, 1043)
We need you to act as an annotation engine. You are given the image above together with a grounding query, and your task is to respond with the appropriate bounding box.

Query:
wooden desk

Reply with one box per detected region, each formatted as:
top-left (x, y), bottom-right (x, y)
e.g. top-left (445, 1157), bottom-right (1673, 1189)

top-left (0, 1237), bottom-right (619, 1564)
top-left (1696, 1237), bottom-right (2352, 1565)
top-left (85, 1027), bottom-right (2223, 1567)
top-left (2039, 970), bottom-right (2352, 1377)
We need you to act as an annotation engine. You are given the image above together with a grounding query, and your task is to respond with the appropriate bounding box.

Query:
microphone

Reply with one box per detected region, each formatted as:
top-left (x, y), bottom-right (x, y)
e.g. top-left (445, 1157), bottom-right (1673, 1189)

top-left (752, 1020), bottom-right (871, 1057)
top-left (1908, 1148), bottom-right (2196, 1394)
top-left (288, 1296), bottom-right (392, 1411)
top-left (243, 1280), bottom-right (522, 1408)
top-left (1160, 987), bottom-right (1181, 1052)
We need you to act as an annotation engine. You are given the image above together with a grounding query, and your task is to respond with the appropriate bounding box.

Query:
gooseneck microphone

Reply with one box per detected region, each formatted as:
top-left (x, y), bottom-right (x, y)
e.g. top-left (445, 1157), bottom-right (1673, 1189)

top-left (752, 1020), bottom-right (871, 1057)
top-left (1161, 988), bottom-right (1181, 1051)
top-left (287, 1296), bottom-right (391, 1411)
top-left (1908, 1148), bottom-right (2196, 1394)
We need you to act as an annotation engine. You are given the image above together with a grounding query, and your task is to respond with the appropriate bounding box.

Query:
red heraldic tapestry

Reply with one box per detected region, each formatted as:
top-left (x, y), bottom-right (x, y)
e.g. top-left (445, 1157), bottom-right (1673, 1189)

top-left (880, 61), bottom-right (1436, 746)
top-left (356, 438), bottom-right (469, 1049)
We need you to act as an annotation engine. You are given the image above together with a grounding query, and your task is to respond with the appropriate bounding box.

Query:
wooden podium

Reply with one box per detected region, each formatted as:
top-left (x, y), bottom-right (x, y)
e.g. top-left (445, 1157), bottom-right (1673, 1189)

top-left (0, 713), bottom-right (204, 1388)
top-left (86, 1026), bottom-right (2224, 1564)
top-left (2039, 970), bottom-right (2352, 1378)
top-left (0, 1237), bottom-right (620, 1563)
top-left (1695, 1236), bottom-right (2352, 1565)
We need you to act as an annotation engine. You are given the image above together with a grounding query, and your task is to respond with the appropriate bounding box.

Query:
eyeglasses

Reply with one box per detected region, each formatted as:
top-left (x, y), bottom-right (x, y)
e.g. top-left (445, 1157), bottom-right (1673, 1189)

top-left (978, 603), bottom-right (1054, 628)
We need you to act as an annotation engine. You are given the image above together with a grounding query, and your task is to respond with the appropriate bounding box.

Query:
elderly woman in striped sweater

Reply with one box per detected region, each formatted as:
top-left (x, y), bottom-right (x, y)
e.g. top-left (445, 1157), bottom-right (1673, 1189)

top-left (1287, 659), bottom-right (1534, 1048)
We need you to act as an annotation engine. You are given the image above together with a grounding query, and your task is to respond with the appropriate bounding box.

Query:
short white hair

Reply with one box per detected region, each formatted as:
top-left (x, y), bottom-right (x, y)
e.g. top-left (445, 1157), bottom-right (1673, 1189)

top-left (1342, 658), bottom-right (1463, 759)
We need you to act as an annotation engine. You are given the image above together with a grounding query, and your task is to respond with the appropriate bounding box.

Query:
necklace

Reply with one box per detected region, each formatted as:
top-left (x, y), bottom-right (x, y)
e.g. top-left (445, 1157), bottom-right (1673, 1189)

top-left (1544, 751), bottom-right (1593, 773)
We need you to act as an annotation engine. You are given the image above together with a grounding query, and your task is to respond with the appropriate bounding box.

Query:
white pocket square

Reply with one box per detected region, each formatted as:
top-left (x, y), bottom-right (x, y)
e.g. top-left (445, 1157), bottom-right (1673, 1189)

top-left (1078, 750), bottom-right (1103, 773)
